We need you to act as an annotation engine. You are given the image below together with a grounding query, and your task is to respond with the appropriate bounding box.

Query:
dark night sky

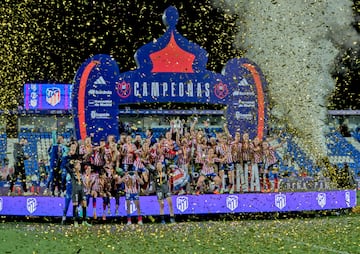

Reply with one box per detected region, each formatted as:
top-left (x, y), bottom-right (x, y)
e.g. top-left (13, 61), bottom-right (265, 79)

top-left (0, 0), bottom-right (359, 112)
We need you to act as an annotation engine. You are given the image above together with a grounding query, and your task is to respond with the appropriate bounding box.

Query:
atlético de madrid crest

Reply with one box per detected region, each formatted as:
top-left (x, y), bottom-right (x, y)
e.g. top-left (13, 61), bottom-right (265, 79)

top-left (46, 87), bottom-right (61, 106)
top-left (26, 198), bottom-right (37, 214)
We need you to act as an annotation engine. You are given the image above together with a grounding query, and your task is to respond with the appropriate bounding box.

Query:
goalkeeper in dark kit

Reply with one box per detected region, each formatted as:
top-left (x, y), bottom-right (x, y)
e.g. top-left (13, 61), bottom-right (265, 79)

top-left (65, 158), bottom-right (92, 227)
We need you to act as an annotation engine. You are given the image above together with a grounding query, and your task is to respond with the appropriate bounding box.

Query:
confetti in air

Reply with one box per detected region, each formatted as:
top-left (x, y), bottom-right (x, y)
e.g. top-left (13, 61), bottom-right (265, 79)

top-left (214, 0), bottom-right (360, 159)
top-left (0, 0), bottom-right (358, 158)
top-left (0, 0), bottom-right (241, 135)
top-left (0, 2), bottom-right (359, 253)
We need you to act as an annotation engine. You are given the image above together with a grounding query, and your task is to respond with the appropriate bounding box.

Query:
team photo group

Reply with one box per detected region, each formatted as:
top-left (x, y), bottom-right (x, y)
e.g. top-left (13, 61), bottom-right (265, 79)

top-left (37, 117), bottom-right (285, 226)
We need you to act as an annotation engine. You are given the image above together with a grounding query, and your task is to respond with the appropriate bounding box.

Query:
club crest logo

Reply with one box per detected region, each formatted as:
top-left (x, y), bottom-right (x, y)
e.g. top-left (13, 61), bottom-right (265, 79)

top-left (275, 193), bottom-right (286, 210)
top-left (345, 191), bottom-right (351, 207)
top-left (226, 195), bottom-right (238, 211)
top-left (176, 196), bottom-right (189, 212)
top-left (214, 82), bottom-right (229, 99)
top-left (117, 81), bottom-right (131, 98)
top-left (316, 193), bottom-right (327, 208)
top-left (26, 198), bottom-right (37, 214)
top-left (124, 200), bottom-right (137, 214)
top-left (30, 99), bottom-right (37, 107)
top-left (46, 87), bottom-right (61, 106)
top-left (0, 198), bottom-right (3, 212)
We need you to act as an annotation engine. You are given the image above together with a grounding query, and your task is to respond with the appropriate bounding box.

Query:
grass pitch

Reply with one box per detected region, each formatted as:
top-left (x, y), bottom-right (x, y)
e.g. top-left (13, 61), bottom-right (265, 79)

top-left (0, 191), bottom-right (359, 254)
top-left (0, 212), bottom-right (359, 254)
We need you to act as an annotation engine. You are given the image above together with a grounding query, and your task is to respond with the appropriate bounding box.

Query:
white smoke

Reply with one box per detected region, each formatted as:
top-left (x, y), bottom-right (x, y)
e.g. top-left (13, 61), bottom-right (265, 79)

top-left (214, 0), bottom-right (359, 159)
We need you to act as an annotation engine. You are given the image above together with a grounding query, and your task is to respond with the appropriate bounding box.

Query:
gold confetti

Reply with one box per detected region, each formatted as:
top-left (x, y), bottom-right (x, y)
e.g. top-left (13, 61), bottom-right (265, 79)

top-left (0, 1), bottom-right (241, 136)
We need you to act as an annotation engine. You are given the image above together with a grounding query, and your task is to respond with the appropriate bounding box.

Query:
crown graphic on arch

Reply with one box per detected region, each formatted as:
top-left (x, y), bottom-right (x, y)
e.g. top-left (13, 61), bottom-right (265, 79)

top-left (135, 6), bottom-right (206, 74)
top-left (150, 32), bottom-right (195, 73)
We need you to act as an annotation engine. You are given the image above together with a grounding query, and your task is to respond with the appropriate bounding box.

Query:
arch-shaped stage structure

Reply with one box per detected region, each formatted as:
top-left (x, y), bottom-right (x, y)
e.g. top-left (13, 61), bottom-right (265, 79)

top-left (72, 6), bottom-right (268, 143)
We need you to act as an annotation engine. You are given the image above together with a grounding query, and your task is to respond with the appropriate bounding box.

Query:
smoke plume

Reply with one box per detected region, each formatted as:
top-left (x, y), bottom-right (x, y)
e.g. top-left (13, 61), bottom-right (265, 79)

top-left (214, 0), bottom-right (360, 159)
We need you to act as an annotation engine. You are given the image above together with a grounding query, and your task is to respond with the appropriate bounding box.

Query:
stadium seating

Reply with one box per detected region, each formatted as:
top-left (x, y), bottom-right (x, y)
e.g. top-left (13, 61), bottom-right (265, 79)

top-left (280, 133), bottom-right (317, 176)
top-left (326, 131), bottom-right (360, 176)
top-left (15, 132), bottom-right (71, 179)
top-left (351, 127), bottom-right (360, 142)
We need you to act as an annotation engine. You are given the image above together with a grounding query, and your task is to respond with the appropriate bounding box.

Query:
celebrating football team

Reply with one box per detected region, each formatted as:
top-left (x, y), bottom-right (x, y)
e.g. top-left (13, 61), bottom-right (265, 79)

top-left (40, 118), bottom-right (285, 226)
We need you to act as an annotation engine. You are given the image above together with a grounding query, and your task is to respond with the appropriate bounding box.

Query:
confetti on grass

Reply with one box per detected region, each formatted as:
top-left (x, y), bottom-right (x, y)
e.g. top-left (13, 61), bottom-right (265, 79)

top-left (0, 216), bottom-right (359, 253)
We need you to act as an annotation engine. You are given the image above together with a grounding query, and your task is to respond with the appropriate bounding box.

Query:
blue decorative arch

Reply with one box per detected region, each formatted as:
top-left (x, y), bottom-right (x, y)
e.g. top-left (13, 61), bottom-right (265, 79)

top-left (72, 6), bottom-right (268, 143)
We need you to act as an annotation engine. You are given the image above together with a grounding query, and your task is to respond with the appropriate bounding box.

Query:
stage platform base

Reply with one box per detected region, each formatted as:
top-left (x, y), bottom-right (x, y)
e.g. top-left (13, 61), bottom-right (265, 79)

top-left (0, 189), bottom-right (356, 218)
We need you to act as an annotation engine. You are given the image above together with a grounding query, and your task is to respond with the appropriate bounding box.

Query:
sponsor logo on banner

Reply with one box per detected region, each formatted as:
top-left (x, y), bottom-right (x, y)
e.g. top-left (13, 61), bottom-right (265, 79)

top-left (94, 76), bottom-right (107, 85)
top-left (88, 100), bottom-right (113, 107)
top-left (0, 198), bottom-right (3, 212)
top-left (235, 112), bottom-right (253, 120)
top-left (345, 191), bottom-right (351, 207)
top-left (90, 111), bottom-right (111, 119)
top-left (27, 198), bottom-right (37, 214)
top-left (124, 200), bottom-right (137, 214)
top-left (176, 196), bottom-right (188, 212)
top-left (232, 91), bottom-right (255, 96)
top-left (214, 82), bottom-right (229, 99)
top-left (46, 87), bottom-right (61, 106)
top-left (317, 193), bottom-right (326, 208)
top-left (275, 193), bottom-right (286, 210)
top-left (117, 81), bottom-right (131, 98)
top-left (88, 89), bottom-right (112, 96)
top-left (236, 99), bottom-right (256, 108)
top-left (226, 195), bottom-right (238, 211)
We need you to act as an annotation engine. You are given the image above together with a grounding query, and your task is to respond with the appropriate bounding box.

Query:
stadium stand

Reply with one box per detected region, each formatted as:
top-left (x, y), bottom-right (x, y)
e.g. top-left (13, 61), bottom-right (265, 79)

top-left (350, 126), bottom-right (360, 143)
top-left (326, 130), bottom-right (360, 176)
top-left (1, 127), bottom-right (359, 192)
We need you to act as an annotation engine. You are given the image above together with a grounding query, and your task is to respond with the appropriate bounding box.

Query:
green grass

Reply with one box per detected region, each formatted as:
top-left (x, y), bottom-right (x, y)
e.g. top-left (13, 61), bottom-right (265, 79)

top-left (0, 191), bottom-right (359, 254)
top-left (0, 213), bottom-right (359, 254)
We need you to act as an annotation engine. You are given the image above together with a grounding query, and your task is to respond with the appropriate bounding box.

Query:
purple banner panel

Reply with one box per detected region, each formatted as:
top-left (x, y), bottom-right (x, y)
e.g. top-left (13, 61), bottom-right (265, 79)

top-left (0, 190), bottom-right (356, 217)
top-left (24, 84), bottom-right (72, 110)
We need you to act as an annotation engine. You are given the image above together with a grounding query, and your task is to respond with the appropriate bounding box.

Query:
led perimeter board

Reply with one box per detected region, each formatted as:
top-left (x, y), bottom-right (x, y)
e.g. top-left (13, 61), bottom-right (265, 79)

top-left (24, 84), bottom-right (72, 110)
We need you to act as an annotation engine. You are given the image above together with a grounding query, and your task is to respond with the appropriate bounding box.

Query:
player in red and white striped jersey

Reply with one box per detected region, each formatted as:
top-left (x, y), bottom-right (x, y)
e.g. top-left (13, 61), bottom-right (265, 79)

top-left (110, 167), bottom-right (122, 216)
top-left (231, 131), bottom-right (243, 192)
top-left (92, 138), bottom-right (106, 173)
top-left (82, 165), bottom-right (99, 219)
top-left (121, 171), bottom-right (143, 225)
top-left (79, 136), bottom-right (93, 165)
top-left (150, 141), bottom-right (165, 165)
top-left (216, 133), bottom-right (234, 193)
top-left (250, 137), bottom-right (262, 192)
top-left (133, 142), bottom-right (150, 194)
top-left (241, 133), bottom-right (253, 192)
top-left (163, 131), bottom-right (179, 167)
top-left (104, 135), bottom-right (119, 169)
top-left (194, 134), bottom-right (207, 168)
top-left (120, 135), bottom-right (137, 172)
top-left (262, 139), bottom-right (286, 192)
top-left (195, 148), bottom-right (223, 195)
top-left (177, 137), bottom-right (191, 173)
top-left (98, 169), bottom-right (112, 220)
